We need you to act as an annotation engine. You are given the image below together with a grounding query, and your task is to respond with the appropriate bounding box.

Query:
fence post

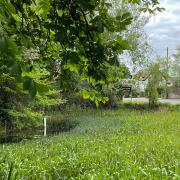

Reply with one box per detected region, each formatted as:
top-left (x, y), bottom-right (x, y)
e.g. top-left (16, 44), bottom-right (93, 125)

top-left (44, 117), bottom-right (47, 137)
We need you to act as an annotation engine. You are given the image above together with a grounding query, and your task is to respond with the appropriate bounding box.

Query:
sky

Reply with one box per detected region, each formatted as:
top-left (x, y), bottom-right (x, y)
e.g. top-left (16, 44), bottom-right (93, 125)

top-left (145, 0), bottom-right (180, 56)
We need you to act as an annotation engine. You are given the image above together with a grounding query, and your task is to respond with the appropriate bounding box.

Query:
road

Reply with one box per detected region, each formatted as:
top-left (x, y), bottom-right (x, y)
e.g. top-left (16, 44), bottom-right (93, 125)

top-left (123, 98), bottom-right (180, 105)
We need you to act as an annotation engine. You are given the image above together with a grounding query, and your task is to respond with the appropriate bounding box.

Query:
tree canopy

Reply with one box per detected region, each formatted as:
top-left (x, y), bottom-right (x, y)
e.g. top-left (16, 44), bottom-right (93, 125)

top-left (0, 0), bottom-right (163, 101)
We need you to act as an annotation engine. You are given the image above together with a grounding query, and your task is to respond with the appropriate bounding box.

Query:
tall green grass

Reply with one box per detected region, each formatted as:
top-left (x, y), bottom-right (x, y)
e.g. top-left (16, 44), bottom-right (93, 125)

top-left (0, 108), bottom-right (180, 179)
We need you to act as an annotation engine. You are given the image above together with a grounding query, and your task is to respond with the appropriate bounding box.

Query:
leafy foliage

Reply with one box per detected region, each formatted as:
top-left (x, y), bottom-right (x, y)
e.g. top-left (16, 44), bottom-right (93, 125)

top-left (0, 63), bottom-right (63, 129)
top-left (0, 0), bottom-right (164, 126)
top-left (146, 64), bottom-right (162, 107)
top-left (0, 73), bottom-right (42, 129)
top-left (0, 0), bottom-right (163, 99)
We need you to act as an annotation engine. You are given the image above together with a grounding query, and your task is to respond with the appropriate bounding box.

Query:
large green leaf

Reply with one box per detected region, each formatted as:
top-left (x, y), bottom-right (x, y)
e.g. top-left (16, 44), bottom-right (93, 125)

top-left (35, 0), bottom-right (50, 17)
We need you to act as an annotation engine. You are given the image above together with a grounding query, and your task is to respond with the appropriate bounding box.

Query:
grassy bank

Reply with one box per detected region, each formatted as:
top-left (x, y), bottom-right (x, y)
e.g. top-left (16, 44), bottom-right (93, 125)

top-left (0, 108), bottom-right (180, 179)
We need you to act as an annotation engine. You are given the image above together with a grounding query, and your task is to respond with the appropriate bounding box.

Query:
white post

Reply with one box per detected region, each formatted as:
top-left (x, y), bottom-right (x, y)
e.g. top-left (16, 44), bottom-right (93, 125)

top-left (44, 117), bottom-right (47, 137)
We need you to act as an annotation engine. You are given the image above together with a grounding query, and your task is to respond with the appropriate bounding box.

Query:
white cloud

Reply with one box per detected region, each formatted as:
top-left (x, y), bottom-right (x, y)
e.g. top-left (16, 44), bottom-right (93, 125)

top-left (145, 0), bottom-right (180, 56)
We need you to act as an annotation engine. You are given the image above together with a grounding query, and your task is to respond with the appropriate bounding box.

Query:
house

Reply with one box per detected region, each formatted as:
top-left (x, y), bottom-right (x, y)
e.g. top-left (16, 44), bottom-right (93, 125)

top-left (167, 77), bottom-right (180, 98)
top-left (134, 69), bottom-right (180, 99)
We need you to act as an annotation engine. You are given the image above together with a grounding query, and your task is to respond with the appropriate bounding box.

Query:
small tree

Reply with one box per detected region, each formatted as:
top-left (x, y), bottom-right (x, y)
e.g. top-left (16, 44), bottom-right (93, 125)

top-left (146, 64), bottom-right (161, 107)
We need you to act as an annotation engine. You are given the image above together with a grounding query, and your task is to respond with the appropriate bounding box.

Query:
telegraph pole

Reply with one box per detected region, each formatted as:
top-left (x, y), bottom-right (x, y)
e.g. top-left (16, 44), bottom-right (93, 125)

top-left (165, 47), bottom-right (169, 99)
